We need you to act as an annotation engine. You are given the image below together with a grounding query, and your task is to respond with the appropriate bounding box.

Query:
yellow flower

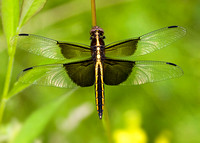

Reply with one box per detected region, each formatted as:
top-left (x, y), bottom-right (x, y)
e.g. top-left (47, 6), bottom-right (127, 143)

top-left (113, 110), bottom-right (147, 143)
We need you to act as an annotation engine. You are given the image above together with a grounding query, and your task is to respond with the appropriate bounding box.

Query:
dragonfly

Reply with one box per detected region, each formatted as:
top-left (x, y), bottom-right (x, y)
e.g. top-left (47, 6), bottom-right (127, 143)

top-left (15, 25), bottom-right (186, 119)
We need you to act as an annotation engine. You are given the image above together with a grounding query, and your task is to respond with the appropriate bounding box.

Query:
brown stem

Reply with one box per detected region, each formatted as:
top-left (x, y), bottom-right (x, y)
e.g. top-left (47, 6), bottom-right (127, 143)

top-left (91, 0), bottom-right (97, 27)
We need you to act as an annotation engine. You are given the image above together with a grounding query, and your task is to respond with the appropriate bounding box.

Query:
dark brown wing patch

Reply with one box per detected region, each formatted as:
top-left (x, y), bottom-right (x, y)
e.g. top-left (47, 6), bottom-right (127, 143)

top-left (58, 42), bottom-right (91, 59)
top-left (63, 59), bottom-right (95, 87)
top-left (103, 59), bottom-right (135, 85)
top-left (105, 38), bottom-right (140, 57)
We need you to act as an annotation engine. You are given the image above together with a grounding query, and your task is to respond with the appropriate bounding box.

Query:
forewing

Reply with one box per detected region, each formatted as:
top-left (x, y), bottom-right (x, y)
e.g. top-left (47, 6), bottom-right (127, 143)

top-left (18, 59), bottom-right (95, 88)
top-left (14, 34), bottom-right (91, 60)
top-left (123, 61), bottom-right (183, 85)
top-left (105, 26), bottom-right (186, 58)
top-left (105, 39), bottom-right (139, 57)
top-left (58, 42), bottom-right (91, 59)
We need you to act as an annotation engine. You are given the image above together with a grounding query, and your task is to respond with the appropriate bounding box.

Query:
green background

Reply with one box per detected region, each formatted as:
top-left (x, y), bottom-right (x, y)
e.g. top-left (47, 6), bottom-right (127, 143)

top-left (0, 0), bottom-right (200, 142)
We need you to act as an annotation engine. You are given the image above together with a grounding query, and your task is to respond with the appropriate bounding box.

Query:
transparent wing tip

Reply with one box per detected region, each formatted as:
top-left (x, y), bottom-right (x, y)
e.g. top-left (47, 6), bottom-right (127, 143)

top-left (168, 25), bottom-right (186, 36)
top-left (17, 66), bottom-right (34, 80)
top-left (166, 62), bottom-right (184, 77)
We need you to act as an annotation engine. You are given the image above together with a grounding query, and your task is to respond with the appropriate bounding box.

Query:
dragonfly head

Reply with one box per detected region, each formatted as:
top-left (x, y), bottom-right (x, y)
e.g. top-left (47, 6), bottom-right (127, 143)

top-left (90, 26), bottom-right (105, 40)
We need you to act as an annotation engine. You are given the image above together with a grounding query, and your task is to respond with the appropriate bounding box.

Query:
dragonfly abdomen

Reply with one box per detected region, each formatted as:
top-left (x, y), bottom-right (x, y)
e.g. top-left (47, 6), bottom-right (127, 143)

top-left (95, 63), bottom-right (104, 119)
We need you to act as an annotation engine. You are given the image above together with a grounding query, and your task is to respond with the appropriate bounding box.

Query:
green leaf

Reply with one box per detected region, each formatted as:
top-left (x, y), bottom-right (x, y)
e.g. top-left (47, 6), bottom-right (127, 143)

top-left (13, 88), bottom-right (77, 143)
top-left (1, 0), bottom-right (19, 51)
top-left (18, 0), bottom-right (47, 29)
top-left (7, 82), bottom-right (30, 99)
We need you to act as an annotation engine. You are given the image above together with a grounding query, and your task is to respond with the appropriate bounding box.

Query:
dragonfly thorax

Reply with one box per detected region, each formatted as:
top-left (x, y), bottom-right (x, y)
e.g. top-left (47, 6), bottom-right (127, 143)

top-left (90, 26), bottom-right (105, 61)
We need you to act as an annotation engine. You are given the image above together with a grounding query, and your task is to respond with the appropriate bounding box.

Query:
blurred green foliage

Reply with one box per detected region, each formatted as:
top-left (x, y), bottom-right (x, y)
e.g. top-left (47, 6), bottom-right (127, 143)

top-left (0, 0), bottom-right (200, 142)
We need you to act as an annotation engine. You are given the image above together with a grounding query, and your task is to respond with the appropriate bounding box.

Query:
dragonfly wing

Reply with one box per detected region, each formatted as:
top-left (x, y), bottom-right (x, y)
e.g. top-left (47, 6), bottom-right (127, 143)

top-left (103, 59), bottom-right (134, 85)
top-left (122, 60), bottom-right (183, 85)
top-left (103, 59), bottom-right (183, 85)
top-left (63, 59), bottom-right (95, 87)
top-left (18, 59), bottom-right (95, 88)
top-left (14, 34), bottom-right (91, 60)
top-left (105, 26), bottom-right (186, 58)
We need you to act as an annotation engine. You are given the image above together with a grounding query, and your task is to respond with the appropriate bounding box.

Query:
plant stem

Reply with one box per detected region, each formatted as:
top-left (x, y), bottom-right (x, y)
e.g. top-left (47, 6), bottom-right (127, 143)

top-left (0, 49), bottom-right (15, 125)
top-left (103, 106), bottom-right (113, 143)
top-left (91, 0), bottom-right (97, 26)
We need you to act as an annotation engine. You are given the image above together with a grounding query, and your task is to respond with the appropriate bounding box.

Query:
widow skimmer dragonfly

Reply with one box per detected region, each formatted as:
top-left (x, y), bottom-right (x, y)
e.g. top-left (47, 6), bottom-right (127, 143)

top-left (15, 25), bottom-right (186, 119)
